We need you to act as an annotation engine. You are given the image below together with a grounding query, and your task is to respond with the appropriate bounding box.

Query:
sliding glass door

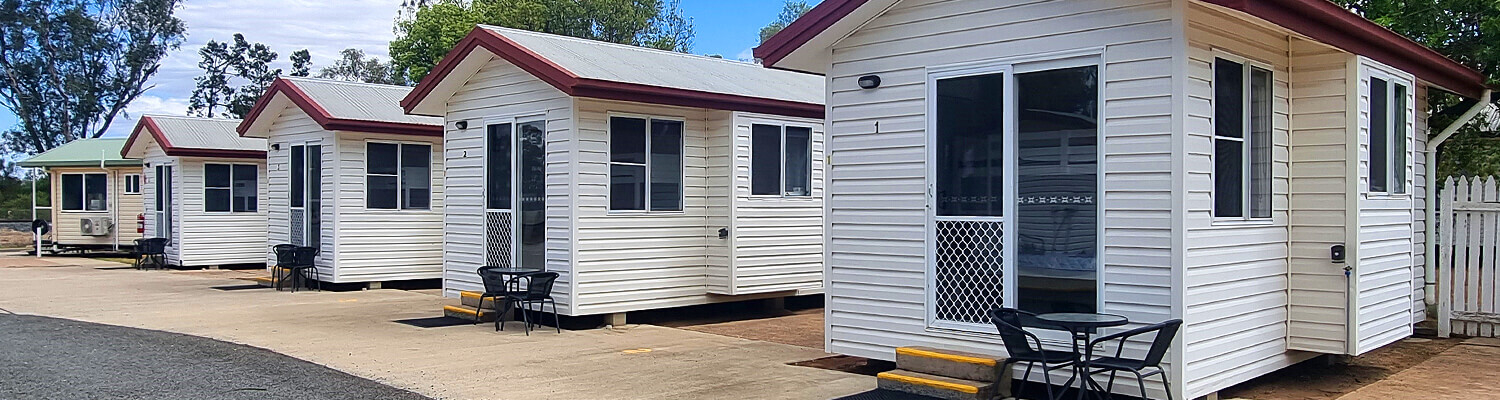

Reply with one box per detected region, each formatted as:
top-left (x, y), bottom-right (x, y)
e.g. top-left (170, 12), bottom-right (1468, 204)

top-left (485, 117), bottom-right (547, 269)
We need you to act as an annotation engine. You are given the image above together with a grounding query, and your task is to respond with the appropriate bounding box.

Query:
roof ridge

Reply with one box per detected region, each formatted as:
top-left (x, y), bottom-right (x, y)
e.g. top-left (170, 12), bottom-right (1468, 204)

top-left (282, 75), bottom-right (414, 90)
top-left (478, 24), bottom-right (781, 71)
top-left (142, 114), bottom-right (243, 123)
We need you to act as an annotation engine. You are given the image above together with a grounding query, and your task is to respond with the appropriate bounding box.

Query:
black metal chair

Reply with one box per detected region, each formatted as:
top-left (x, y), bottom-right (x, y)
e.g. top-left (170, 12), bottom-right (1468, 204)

top-left (988, 308), bottom-right (1079, 400)
top-left (1086, 319), bottom-right (1182, 400)
top-left (475, 267), bottom-right (528, 326)
top-left (272, 244), bottom-right (320, 292)
top-left (133, 238), bottom-right (169, 270)
top-left (498, 271), bottom-right (560, 335)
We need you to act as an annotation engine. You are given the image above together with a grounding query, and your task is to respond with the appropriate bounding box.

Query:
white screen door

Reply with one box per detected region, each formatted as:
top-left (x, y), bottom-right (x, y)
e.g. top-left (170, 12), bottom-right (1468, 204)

top-left (485, 118), bottom-right (547, 269)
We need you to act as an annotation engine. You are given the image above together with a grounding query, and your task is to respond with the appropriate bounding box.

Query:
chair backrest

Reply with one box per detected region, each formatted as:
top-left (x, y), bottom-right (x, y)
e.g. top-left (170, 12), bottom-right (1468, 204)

top-left (292, 246), bottom-right (320, 266)
top-left (987, 308), bottom-right (1042, 358)
top-left (476, 267), bottom-right (512, 295)
top-left (272, 244), bottom-right (299, 266)
top-left (138, 238), bottom-right (169, 254)
top-left (1142, 319), bottom-right (1183, 367)
top-left (518, 272), bottom-right (559, 300)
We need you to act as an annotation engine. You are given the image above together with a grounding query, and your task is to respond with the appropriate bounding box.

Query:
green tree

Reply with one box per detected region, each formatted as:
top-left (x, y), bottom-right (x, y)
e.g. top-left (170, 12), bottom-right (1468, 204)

top-left (0, 0), bottom-right (187, 155)
top-left (759, 0), bottom-right (813, 43)
top-left (188, 40), bottom-right (236, 118)
top-left (390, 0), bottom-right (696, 84)
top-left (187, 33), bottom-right (308, 119)
top-left (317, 48), bottom-right (405, 85)
top-left (289, 49), bottom-right (312, 77)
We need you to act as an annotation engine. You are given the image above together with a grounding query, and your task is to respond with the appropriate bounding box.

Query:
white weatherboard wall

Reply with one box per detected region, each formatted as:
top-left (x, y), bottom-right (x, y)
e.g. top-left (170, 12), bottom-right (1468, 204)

top-left (823, 0), bottom-right (1177, 396)
top-left (333, 131), bottom-right (445, 282)
top-left (439, 54), bottom-right (576, 314)
top-left (139, 139), bottom-right (268, 267)
top-left (265, 108), bottom-right (336, 270)
top-left (1353, 57), bottom-right (1417, 354)
top-left (50, 166), bottom-right (144, 247)
top-left (721, 112), bottom-right (825, 295)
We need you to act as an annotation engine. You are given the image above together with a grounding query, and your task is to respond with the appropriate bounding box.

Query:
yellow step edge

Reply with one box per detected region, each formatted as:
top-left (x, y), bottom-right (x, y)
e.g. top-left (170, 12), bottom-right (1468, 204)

top-left (896, 347), bottom-right (997, 367)
top-left (460, 291), bottom-right (482, 299)
top-left (251, 276), bottom-right (273, 282)
top-left (877, 371), bottom-right (979, 394)
top-left (443, 305), bottom-right (485, 316)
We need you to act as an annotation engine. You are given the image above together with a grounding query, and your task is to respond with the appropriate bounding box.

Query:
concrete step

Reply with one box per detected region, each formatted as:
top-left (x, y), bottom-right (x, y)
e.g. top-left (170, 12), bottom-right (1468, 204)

top-left (895, 346), bottom-right (1008, 383)
top-left (459, 291), bottom-right (506, 309)
top-left (877, 369), bottom-right (1002, 400)
top-left (442, 304), bottom-right (498, 322)
top-left (251, 276), bottom-right (274, 288)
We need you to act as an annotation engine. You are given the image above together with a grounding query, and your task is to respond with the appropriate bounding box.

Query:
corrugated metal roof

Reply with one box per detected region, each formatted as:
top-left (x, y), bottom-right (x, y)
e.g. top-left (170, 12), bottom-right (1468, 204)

top-left (18, 138), bottom-right (140, 168)
top-left (284, 77), bottom-right (443, 126)
top-left (481, 25), bottom-right (825, 105)
top-left (146, 115), bottom-right (264, 152)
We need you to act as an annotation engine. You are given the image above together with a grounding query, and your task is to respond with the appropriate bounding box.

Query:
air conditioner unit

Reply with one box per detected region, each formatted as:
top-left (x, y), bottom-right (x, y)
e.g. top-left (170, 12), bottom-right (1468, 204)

top-left (79, 217), bottom-right (113, 236)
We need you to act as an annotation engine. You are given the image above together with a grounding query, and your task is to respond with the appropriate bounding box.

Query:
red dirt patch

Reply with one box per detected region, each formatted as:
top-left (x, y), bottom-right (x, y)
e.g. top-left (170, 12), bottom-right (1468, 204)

top-left (1222, 337), bottom-right (1462, 400)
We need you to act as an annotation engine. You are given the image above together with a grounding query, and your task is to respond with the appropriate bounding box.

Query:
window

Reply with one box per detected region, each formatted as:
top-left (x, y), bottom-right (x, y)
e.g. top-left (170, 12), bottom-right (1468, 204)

top-left (1212, 57), bottom-right (1274, 219)
top-left (1370, 77), bottom-right (1409, 194)
top-left (486, 123), bottom-right (512, 210)
top-left (751, 124), bottom-right (813, 196)
top-left (123, 174), bottom-right (141, 194)
top-left (204, 164), bottom-right (258, 212)
top-left (366, 142), bottom-right (431, 210)
top-left (61, 173), bottom-right (108, 211)
top-left (609, 116), bottom-right (682, 211)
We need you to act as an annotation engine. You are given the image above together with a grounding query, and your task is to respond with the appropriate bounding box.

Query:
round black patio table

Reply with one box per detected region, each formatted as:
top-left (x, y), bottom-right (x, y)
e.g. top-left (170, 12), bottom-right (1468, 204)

top-left (1035, 312), bottom-right (1129, 400)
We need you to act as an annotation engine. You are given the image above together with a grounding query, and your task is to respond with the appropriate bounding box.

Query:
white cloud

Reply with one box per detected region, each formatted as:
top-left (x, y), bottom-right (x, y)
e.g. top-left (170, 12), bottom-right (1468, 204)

top-left (735, 47), bottom-right (755, 63)
top-left (103, 0), bottom-right (403, 137)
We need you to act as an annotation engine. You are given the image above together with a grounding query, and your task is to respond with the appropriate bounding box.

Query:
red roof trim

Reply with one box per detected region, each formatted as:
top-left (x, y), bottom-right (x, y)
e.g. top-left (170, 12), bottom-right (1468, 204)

top-left (239, 78), bottom-right (443, 137)
top-left (403, 27), bottom-right (824, 119)
top-left (124, 116), bottom-right (267, 159)
top-left (757, 0), bottom-right (1488, 98)
top-left (753, 0), bottom-right (870, 68)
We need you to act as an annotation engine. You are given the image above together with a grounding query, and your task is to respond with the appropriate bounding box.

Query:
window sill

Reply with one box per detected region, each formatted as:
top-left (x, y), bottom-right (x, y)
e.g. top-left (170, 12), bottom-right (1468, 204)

top-left (1211, 218), bottom-right (1276, 227)
top-left (1366, 193), bottom-right (1412, 200)
top-left (606, 210), bottom-right (686, 216)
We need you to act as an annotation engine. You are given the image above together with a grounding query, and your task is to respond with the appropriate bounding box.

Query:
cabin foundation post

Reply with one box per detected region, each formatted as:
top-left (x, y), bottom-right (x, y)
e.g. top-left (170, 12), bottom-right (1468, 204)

top-left (366, 282), bottom-right (382, 290)
top-left (606, 312), bottom-right (627, 327)
top-left (205, 265), bottom-right (220, 270)
top-left (764, 297), bottom-right (786, 312)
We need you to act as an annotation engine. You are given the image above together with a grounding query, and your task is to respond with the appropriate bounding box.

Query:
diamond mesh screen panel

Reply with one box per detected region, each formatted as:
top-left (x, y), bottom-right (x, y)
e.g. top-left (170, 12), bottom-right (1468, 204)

top-left (289, 209), bottom-right (305, 246)
top-left (486, 211), bottom-right (513, 267)
top-left (933, 219), bottom-right (1005, 325)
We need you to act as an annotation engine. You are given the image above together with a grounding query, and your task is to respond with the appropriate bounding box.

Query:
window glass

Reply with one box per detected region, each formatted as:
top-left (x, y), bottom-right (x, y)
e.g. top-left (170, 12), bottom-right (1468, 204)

top-left (205, 164), bottom-right (231, 212)
top-left (233, 164), bottom-right (257, 212)
top-left (935, 72), bottom-right (1006, 217)
top-left (401, 144), bottom-right (431, 210)
top-left (83, 173), bottom-right (107, 211)
top-left (785, 127), bottom-right (812, 196)
top-left (290, 146), bottom-right (305, 208)
top-left (154, 166), bottom-right (165, 210)
top-left (1214, 59), bottom-right (1244, 138)
top-left (62, 174), bottom-right (83, 211)
top-left (650, 119), bottom-right (683, 211)
top-left (306, 145), bottom-right (322, 248)
top-left (610, 164), bottom-right (646, 210)
top-left (611, 117), bottom-right (647, 164)
top-left (123, 175), bottom-right (141, 194)
top-left (1394, 84), bottom-right (1408, 194)
top-left (1213, 58), bottom-right (1246, 218)
top-left (1370, 78), bottom-right (1389, 193)
top-left (367, 142), bottom-right (399, 209)
top-left (751, 124), bottom-right (782, 196)
top-left (487, 123), bottom-right (513, 210)
top-left (1249, 67), bottom-right (1273, 218)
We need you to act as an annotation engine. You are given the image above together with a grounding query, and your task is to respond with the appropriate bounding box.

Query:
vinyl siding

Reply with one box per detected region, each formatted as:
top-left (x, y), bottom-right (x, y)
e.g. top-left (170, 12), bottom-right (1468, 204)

top-left (727, 112), bottom-right (825, 294)
top-left (439, 54), bottom-right (576, 314)
top-left (1412, 84), bottom-right (1429, 324)
top-left (1182, 4), bottom-right (1313, 395)
top-left (1286, 38), bottom-right (1353, 354)
top-left (822, 0), bottom-right (1177, 397)
top-left (264, 108), bottom-right (336, 270)
top-left (1353, 57), bottom-right (1416, 354)
top-left (49, 166), bottom-right (144, 247)
top-left (706, 111), bottom-right (734, 294)
top-left (332, 131), bottom-right (445, 282)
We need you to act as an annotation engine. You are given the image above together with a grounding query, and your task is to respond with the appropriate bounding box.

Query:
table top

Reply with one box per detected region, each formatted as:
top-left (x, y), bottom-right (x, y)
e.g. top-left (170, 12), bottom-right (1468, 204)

top-left (479, 266), bottom-right (544, 274)
top-left (1035, 312), bottom-right (1129, 329)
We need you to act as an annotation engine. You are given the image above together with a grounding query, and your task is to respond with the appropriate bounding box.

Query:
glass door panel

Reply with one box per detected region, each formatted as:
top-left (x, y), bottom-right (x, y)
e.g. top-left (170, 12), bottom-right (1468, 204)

top-left (931, 71), bottom-right (1008, 328)
top-left (518, 120), bottom-right (546, 270)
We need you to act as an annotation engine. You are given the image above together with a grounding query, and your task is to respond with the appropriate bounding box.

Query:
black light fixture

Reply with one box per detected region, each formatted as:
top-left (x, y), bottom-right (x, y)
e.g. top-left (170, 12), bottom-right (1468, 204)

top-left (857, 75), bottom-right (881, 89)
top-left (454, 120), bottom-right (468, 130)
top-left (270, 143), bottom-right (280, 150)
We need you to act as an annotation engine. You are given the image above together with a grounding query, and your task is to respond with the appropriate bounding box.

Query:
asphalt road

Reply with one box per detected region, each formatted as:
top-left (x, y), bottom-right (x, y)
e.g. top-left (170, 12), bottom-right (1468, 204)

top-left (0, 313), bottom-right (430, 400)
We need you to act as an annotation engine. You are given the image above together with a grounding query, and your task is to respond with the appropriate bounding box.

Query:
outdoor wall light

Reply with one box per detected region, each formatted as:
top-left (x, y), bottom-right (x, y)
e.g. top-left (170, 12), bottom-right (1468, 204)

top-left (858, 75), bottom-right (881, 89)
top-left (454, 120), bottom-right (469, 130)
top-left (270, 143), bottom-right (280, 150)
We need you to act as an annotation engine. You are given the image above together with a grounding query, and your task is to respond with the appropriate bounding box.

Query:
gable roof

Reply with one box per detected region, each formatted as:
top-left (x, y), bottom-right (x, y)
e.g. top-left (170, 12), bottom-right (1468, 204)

top-left (403, 25), bottom-right (825, 118)
top-left (756, 0), bottom-right (1491, 99)
top-left (238, 77), bottom-right (443, 138)
top-left (18, 138), bottom-right (140, 168)
top-left (122, 115), bottom-right (264, 159)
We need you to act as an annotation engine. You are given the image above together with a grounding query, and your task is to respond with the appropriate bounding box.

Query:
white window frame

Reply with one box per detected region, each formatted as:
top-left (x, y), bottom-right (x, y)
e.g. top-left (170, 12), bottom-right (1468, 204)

top-left (922, 48), bottom-right (1106, 341)
top-left (60, 172), bottom-right (109, 212)
top-left (364, 140), bottom-right (433, 211)
top-left (606, 112), bottom-right (686, 214)
top-left (1367, 68), bottom-right (1413, 196)
top-left (123, 174), bottom-right (141, 195)
top-left (749, 122), bottom-right (815, 198)
top-left (202, 163), bottom-right (258, 213)
top-left (1210, 51), bottom-right (1276, 221)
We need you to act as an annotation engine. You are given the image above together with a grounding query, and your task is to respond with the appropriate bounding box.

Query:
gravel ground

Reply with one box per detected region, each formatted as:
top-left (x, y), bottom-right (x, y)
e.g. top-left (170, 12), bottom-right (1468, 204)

top-left (0, 314), bottom-right (430, 400)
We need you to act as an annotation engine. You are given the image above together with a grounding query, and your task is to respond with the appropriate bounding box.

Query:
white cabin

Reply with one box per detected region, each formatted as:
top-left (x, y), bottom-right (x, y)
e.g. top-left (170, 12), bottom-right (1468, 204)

top-left (19, 139), bottom-right (144, 252)
top-left (403, 26), bottom-right (828, 318)
top-left (121, 115), bottom-right (267, 268)
top-left (237, 77), bottom-right (446, 284)
top-left (756, 0), bottom-right (1493, 398)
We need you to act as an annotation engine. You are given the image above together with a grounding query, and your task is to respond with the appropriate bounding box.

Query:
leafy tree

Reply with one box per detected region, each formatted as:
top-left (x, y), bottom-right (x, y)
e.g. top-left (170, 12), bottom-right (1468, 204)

top-left (390, 0), bottom-right (696, 84)
top-left (317, 48), bottom-right (405, 85)
top-left (759, 0), bottom-right (813, 43)
top-left (0, 0), bottom-right (186, 155)
top-left (187, 33), bottom-right (308, 119)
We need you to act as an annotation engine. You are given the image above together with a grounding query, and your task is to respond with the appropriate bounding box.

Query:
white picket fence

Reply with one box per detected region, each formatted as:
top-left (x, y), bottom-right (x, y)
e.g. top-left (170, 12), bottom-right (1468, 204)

top-left (1438, 176), bottom-right (1500, 337)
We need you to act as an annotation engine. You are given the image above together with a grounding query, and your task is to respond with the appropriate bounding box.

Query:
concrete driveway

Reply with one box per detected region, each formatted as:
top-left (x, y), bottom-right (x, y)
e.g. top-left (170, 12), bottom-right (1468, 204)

top-left (0, 253), bottom-right (873, 400)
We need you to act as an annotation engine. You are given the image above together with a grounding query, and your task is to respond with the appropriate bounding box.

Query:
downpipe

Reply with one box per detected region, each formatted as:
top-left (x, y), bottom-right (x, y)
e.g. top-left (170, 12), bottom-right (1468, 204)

top-left (1425, 89), bottom-right (1492, 305)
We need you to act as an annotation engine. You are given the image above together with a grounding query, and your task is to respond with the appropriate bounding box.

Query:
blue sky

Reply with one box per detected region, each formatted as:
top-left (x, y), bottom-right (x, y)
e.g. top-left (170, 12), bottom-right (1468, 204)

top-left (0, 0), bottom-right (804, 145)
